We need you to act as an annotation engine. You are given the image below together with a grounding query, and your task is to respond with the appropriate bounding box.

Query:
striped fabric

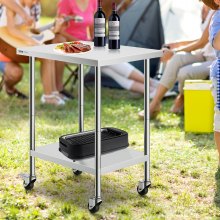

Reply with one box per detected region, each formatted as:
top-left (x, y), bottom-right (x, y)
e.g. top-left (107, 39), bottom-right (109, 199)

top-left (31, 3), bottom-right (41, 22)
top-left (0, 4), bottom-right (3, 19)
top-left (218, 58), bottom-right (220, 110)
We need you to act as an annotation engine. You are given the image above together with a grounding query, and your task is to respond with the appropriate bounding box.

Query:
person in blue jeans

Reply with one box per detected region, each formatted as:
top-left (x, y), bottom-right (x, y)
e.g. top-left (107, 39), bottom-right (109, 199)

top-left (202, 0), bottom-right (220, 166)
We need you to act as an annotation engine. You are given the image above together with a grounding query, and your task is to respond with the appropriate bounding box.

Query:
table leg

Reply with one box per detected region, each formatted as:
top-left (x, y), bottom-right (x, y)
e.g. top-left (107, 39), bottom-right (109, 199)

top-left (78, 64), bottom-right (84, 132)
top-left (137, 59), bottom-right (151, 196)
top-left (144, 59), bottom-right (151, 183)
top-left (73, 64), bottom-right (84, 176)
top-left (88, 66), bottom-right (102, 213)
top-left (23, 56), bottom-right (36, 190)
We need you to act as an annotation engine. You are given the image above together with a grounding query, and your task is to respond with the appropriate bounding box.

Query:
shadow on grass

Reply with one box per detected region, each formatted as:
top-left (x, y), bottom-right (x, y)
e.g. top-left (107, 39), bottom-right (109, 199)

top-left (184, 132), bottom-right (214, 149)
top-left (31, 171), bottom-right (138, 210)
top-left (151, 117), bottom-right (183, 130)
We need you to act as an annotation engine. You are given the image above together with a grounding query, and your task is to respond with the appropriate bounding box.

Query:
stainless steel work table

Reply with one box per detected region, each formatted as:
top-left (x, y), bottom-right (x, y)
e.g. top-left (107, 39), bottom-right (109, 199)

top-left (17, 42), bottom-right (162, 212)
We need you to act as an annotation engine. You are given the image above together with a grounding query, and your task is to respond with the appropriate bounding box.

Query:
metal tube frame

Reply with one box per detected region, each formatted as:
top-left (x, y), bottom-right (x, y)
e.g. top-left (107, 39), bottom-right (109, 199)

top-left (144, 59), bottom-right (151, 183)
top-left (78, 64), bottom-right (84, 132)
top-left (30, 56), bottom-right (36, 180)
top-left (95, 66), bottom-right (101, 200)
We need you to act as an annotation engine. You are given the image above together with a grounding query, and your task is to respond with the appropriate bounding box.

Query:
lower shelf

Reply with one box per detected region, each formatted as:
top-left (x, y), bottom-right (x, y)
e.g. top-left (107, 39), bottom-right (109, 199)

top-left (31, 143), bottom-right (148, 175)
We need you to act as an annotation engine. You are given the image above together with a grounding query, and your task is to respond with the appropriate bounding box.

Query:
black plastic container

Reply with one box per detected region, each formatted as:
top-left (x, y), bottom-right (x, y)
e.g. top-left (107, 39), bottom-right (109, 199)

top-left (59, 127), bottom-right (129, 160)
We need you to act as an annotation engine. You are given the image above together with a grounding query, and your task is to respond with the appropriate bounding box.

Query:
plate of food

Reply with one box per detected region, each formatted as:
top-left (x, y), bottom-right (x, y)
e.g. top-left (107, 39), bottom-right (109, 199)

top-left (54, 41), bottom-right (92, 54)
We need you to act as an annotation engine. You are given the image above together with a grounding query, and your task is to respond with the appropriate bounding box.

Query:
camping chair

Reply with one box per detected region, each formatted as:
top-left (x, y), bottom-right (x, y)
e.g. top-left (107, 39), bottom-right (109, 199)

top-left (63, 64), bottom-right (90, 94)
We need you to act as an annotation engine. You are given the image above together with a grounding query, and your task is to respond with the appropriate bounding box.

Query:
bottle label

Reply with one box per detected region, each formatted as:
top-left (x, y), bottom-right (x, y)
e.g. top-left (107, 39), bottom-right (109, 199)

top-left (95, 18), bottom-right (105, 37)
top-left (109, 21), bottom-right (120, 40)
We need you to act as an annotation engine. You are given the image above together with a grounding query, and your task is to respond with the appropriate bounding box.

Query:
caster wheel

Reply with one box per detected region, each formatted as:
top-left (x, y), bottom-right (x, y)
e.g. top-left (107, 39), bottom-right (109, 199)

top-left (88, 203), bottom-right (100, 213)
top-left (137, 185), bottom-right (149, 196)
top-left (24, 181), bottom-right (34, 190)
top-left (73, 170), bottom-right (82, 176)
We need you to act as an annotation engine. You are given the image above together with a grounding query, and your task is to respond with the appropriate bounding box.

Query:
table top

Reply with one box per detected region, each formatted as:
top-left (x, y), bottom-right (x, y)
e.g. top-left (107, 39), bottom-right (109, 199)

top-left (17, 41), bottom-right (162, 66)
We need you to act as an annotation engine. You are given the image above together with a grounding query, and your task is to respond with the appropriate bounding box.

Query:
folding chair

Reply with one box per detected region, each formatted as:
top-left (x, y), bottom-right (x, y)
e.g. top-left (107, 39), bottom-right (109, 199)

top-left (63, 64), bottom-right (90, 94)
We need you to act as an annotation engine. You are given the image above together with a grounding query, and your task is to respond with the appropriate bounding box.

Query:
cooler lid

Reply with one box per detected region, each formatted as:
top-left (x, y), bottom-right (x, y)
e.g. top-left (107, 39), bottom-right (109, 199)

top-left (184, 80), bottom-right (212, 91)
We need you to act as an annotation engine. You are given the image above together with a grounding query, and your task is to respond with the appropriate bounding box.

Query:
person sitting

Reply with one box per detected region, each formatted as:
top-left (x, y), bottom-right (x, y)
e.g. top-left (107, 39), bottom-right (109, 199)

top-left (0, 0), bottom-right (32, 25)
top-left (1, 0), bottom-right (65, 105)
top-left (139, 3), bottom-right (215, 119)
top-left (0, 0), bottom-right (33, 98)
top-left (102, 63), bottom-right (161, 97)
top-left (58, 0), bottom-right (161, 96)
top-left (30, 1), bottom-right (73, 100)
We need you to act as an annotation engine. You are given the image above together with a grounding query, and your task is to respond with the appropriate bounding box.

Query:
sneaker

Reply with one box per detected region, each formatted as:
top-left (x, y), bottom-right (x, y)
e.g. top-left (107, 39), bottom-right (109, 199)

top-left (41, 94), bottom-right (65, 106)
top-left (164, 90), bottom-right (177, 98)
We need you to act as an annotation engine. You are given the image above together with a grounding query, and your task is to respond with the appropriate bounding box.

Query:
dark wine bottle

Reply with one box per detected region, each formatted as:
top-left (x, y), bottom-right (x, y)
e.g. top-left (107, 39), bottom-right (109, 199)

top-left (94, 0), bottom-right (106, 47)
top-left (108, 2), bottom-right (120, 49)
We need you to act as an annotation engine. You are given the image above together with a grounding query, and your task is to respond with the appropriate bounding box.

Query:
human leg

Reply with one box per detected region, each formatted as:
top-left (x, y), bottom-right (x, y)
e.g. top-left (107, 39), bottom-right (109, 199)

top-left (4, 62), bottom-right (23, 92)
top-left (211, 77), bottom-right (220, 165)
top-left (149, 52), bottom-right (205, 117)
top-left (102, 66), bottom-right (135, 91)
top-left (108, 63), bottom-right (157, 93)
top-left (52, 34), bottom-right (66, 92)
top-left (3, 62), bottom-right (27, 99)
top-left (39, 59), bottom-right (65, 105)
top-left (109, 63), bottom-right (144, 83)
top-left (177, 60), bottom-right (212, 94)
top-left (102, 66), bottom-right (145, 94)
top-left (170, 60), bottom-right (212, 113)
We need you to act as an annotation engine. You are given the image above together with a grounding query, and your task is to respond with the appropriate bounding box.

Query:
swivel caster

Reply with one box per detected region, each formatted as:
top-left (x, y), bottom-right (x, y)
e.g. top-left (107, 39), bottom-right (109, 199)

top-left (137, 180), bottom-right (151, 196)
top-left (88, 197), bottom-right (102, 213)
top-left (24, 181), bottom-right (35, 190)
top-left (73, 169), bottom-right (82, 176)
top-left (22, 174), bottom-right (36, 191)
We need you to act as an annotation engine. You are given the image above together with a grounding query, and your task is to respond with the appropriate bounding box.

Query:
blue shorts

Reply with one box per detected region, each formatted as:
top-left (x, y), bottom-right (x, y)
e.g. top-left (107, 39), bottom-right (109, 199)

top-left (0, 61), bottom-right (6, 73)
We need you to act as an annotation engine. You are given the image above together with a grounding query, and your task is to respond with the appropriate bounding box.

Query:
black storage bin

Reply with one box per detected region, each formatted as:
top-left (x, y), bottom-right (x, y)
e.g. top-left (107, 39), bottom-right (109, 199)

top-left (59, 127), bottom-right (129, 159)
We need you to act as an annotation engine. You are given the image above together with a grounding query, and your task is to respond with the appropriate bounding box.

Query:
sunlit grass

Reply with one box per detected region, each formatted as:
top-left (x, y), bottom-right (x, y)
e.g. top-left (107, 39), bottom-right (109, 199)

top-left (0, 60), bottom-right (220, 219)
top-left (0, 16), bottom-right (220, 220)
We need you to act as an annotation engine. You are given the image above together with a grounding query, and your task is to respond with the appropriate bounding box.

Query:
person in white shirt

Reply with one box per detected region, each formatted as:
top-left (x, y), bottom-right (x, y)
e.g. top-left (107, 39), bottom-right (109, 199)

top-left (139, 3), bottom-right (215, 119)
top-left (0, 0), bottom-right (32, 24)
top-left (0, 0), bottom-right (65, 105)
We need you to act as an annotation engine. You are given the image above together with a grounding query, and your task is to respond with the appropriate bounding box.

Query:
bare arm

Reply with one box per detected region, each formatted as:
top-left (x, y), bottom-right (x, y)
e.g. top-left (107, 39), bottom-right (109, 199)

top-left (89, 25), bottom-right (94, 40)
top-left (1, 0), bottom-right (33, 25)
top-left (161, 16), bottom-right (211, 62)
top-left (58, 21), bottom-right (79, 41)
top-left (165, 40), bottom-right (195, 49)
top-left (175, 24), bottom-right (209, 52)
top-left (213, 31), bottom-right (220, 50)
top-left (6, 8), bottom-right (37, 45)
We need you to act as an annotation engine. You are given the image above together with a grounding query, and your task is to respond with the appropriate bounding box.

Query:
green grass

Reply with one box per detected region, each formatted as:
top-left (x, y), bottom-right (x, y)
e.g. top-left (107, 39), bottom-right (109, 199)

top-left (0, 17), bottom-right (220, 219)
top-left (0, 62), bottom-right (220, 220)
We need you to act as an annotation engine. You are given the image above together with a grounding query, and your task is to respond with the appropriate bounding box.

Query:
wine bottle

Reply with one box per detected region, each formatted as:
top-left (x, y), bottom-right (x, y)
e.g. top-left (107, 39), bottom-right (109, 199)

top-left (94, 0), bottom-right (106, 47)
top-left (108, 2), bottom-right (120, 49)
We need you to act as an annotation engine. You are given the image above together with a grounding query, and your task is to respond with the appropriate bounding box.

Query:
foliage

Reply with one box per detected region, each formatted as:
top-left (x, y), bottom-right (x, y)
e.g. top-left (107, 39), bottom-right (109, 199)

top-left (41, 0), bottom-right (58, 17)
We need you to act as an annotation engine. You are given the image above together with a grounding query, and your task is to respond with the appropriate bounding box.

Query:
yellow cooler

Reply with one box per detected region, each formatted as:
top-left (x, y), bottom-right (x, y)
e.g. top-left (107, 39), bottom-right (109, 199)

top-left (184, 80), bottom-right (214, 133)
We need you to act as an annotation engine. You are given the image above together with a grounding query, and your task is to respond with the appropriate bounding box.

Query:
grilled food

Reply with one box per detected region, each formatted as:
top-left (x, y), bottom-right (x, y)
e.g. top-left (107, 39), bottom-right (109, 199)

top-left (55, 41), bottom-right (91, 53)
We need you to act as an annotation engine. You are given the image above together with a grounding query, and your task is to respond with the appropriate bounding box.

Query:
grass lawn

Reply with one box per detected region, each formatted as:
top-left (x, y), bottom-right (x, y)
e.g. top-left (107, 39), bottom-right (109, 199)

top-left (0, 62), bottom-right (220, 220)
top-left (0, 18), bottom-right (220, 220)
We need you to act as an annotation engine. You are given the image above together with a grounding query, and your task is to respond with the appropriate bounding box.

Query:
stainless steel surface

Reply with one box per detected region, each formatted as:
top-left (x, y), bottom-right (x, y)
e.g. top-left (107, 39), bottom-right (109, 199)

top-left (95, 66), bottom-right (101, 198)
top-left (31, 143), bottom-right (148, 174)
top-left (30, 57), bottom-right (35, 178)
top-left (17, 44), bottom-right (163, 67)
top-left (144, 59), bottom-right (150, 181)
top-left (78, 64), bottom-right (84, 132)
